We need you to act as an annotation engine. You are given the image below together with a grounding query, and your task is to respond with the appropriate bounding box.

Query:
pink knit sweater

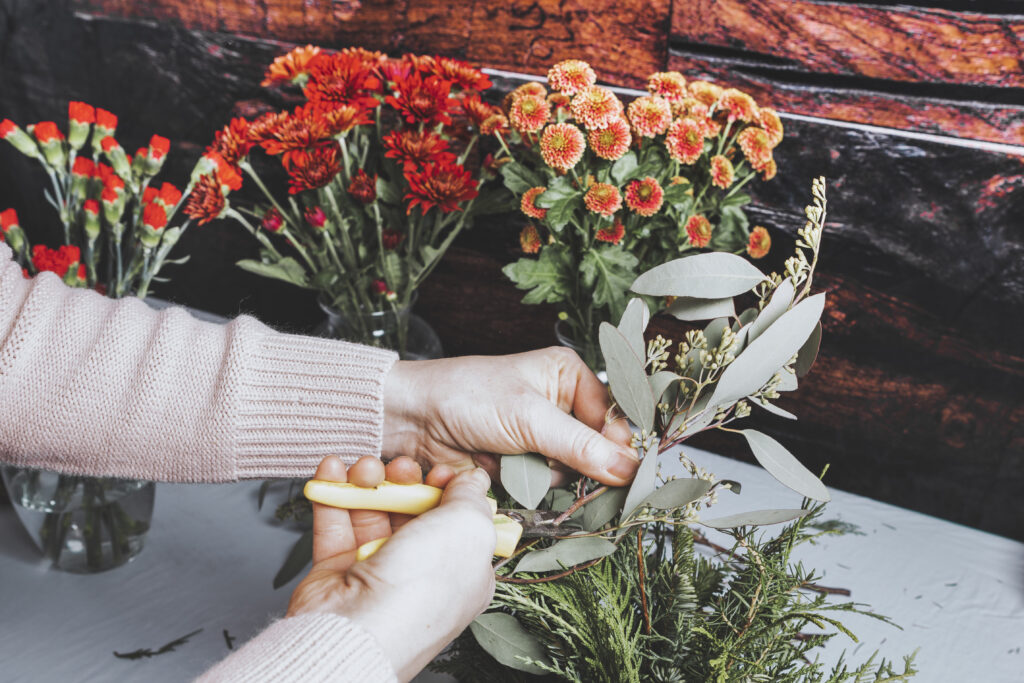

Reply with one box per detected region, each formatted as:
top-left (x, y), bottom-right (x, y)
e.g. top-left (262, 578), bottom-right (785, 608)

top-left (0, 241), bottom-right (399, 681)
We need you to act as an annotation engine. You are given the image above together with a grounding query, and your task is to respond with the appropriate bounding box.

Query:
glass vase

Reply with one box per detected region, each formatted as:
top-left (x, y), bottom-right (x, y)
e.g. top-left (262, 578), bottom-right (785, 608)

top-left (1, 467), bottom-right (155, 573)
top-left (317, 293), bottom-right (443, 360)
top-left (554, 319), bottom-right (607, 380)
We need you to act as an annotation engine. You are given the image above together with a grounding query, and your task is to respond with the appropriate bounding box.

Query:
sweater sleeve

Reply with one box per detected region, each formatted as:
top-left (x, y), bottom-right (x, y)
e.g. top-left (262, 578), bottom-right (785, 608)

top-left (195, 613), bottom-right (397, 683)
top-left (0, 241), bottom-right (398, 482)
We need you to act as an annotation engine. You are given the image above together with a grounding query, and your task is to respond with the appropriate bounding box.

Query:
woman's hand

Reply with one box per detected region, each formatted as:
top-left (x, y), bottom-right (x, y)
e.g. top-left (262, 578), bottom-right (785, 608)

top-left (288, 455), bottom-right (496, 682)
top-left (382, 347), bottom-right (638, 486)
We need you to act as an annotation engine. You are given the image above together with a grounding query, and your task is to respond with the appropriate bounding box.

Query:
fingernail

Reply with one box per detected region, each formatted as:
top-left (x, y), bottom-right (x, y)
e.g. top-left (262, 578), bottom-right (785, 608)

top-left (608, 451), bottom-right (639, 481)
top-left (471, 467), bottom-right (491, 487)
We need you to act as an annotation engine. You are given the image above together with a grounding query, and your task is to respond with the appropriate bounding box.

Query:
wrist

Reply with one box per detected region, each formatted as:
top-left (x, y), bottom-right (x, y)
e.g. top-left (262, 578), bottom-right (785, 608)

top-left (381, 360), bottom-right (421, 461)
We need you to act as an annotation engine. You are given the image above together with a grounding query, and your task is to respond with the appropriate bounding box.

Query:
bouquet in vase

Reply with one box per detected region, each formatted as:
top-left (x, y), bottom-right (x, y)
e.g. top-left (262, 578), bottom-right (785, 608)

top-left (207, 45), bottom-right (509, 356)
top-left (495, 61), bottom-right (780, 370)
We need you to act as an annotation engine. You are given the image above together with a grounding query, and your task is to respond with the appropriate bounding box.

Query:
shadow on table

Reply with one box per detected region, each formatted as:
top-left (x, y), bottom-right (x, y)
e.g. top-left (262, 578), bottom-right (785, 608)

top-left (0, 507), bottom-right (47, 566)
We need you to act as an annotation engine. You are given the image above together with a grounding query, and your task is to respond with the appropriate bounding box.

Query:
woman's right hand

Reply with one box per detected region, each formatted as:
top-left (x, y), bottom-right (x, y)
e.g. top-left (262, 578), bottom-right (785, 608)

top-left (287, 455), bottom-right (496, 682)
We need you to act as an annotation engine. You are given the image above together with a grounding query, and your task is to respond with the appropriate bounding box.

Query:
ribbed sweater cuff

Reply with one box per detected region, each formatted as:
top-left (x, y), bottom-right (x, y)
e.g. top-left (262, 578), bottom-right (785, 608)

top-left (233, 331), bottom-right (398, 479)
top-left (196, 613), bottom-right (396, 683)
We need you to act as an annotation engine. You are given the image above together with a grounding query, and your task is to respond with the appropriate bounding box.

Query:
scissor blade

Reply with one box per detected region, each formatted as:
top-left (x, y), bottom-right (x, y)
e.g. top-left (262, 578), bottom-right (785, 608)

top-left (498, 509), bottom-right (580, 538)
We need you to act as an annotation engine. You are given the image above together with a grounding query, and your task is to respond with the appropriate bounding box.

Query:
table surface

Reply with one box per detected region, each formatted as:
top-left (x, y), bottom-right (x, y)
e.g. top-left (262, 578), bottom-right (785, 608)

top-left (2, 447), bottom-right (1023, 682)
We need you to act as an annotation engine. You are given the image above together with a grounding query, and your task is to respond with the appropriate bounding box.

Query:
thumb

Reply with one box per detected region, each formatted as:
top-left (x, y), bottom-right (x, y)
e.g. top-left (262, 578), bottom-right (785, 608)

top-left (439, 467), bottom-right (493, 516)
top-left (520, 399), bottom-right (639, 486)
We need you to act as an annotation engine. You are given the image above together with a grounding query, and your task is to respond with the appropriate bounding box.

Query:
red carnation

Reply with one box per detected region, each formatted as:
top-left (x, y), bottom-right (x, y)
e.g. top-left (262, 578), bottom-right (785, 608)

top-left (33, 121), bottom-right (64, 144)
top-left (143, 186), bottom-right (159, 204)
top-left (404, 159), bottom-right (478, 215)
top-left (32, 244), bottom-right (81, 277)
top-left (71, 156), bottom-right (94, 177)
top-left (83, 199), bottom-right (100, 215)
top-left (68, 101), bottom-right (95, 125)
top-left (157, 182), bottom-right (182, 207)
top-left (0, 119), bottom-right (17, 139)
top-left (100, 136), bottom-right (119, 153)
top-left (142, 202), bottom-right (168, 231)
top-left (148, 134), bottom-right (170, 160)
top-left (0, 208), bottom-right (19, 232)
top-left (95, 108), bottom-right (118, 131)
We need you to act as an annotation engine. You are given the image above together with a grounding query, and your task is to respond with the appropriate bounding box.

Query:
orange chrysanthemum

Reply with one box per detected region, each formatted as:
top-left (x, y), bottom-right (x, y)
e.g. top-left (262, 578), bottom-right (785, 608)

top-left (688, 80), bottom-right (723, 106)
top-left (304, 52), bottom-right (381, 109)
top-left (625, 176), bottom-right (664, 217)
top-left (521, 187), bottom-right (548, 219)
top-left (627, 96), bottom-right (672, 138)
top-left (584, 182), bottom-right (622, 217)
top-left (540, 123), bottom-right (585, 171)
top-left (461, 93), bottom-right (502, 129)
top-left (509, 93), bottom-right (551, 134)
top-left (587, 117), bottom-right (632, 161)
top-left (646, 72), bottom-right (687, 103)
top-left (717, 88), bottom-right (759, 124)
top-left (665, 118), bottom-right (706, 164)
top-left (737, 127), bottom-right (773, 171)
top-left (759, 108), bottom-right (784, 148)
top-left (747, 226), bottom-right (771, 259)
top-left (709, 154), bottom-right (734, 189)
top-left (431, 56), bottom-right (491, 91)
top-left (480, 113), bottom-right (510, 136)
top-left (322, 103), bottom-right (373, 137)
top-left (685, 214), bottom-right (712, 248)
top-left (595, 219), bottom-right (625, 245)
top-left (184, 174), bottom-right (227, 225)
top-left (382, 129), bottom-right (455, 171)
top-left (284, 143), bottom-right (342, 194)
top-left (520, 225), bottom-right (542, 254)
top-left (262, 45), bottom-right (322, 87)
top-left (570, 86), bottom-right (623, 130)
top-left (258, 104), bottom-right (329, 159)
top-left (246, 111), bottom-right (289, 146)
top-left (208, 117), bottom-right (253, 166)
top-left (404, 159), bottom-right (479, 214)
top-left (547, 59), bottom-right (597, 96)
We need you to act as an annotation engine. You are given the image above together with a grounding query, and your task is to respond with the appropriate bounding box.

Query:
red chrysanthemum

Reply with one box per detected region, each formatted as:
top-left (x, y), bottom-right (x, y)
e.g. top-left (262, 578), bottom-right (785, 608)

top-left (587, 118), bottom-right (632, 161)
top-left (203, 152), bottom-right (244, 191)
top-left (709, 154), bottom-right (734, 189)
top-left (348, 168), bottom-right (377, 204)
top-left (595, 220), bottom-right (625, 245)
top-left (262, 207), bottom-right (284, 232)
top-left (717, 88), bottom-right (759, 124)
top-left (737, 127), bottom-right (773, 171)
top-left (208, 117), bottom-right (253, 166)
top-left (33, 121), bottom-right (64, 143)
top-left (460, 94), bottom-right (501, 129)
top-left (71, 156), bottom-right (94, 177)
top-left (404, 159), bottom-right (479, 214)
top-left (382, 129), bottom-right (455, 172)
top-left (304, 52), bottom-right (381, 109)
top-left (665, 118), bottom-right (706, 164)
top-left (246, 111), bottom-right (289, 146)
top-left (685, 214), bottom-right (712, 248)
top-left (0, 119), bottom-right (17, 139)
top-left (509, 93), bottom-right (550, 134)
top-left (646, 72), bottom-right (688, 103)
top-left (0, 208), bottom-right (18, 232)
top-left (381, 228), bottom-right (405, 250)
top-left (520, 187), bottom-right (548, 220)
top-left (547, 59), bottom-right (597, 96)
top-left (32, 244), bottom-right (81, 277)
top-left (148, 134), bottom-right (170, 160)
top-left (519, 225), bottom-right (542, 254)
top-left (539, 123), bottom-right (585, 171)
top-left (142, 202), bottom-right (168, 231)
top-left (759, 108), bottom-right (784, 148)
top-left (625, 177), bottom-right (664, 217)
top-left (747, 226), bottom-right (771, 259)
top-left (386, 72), bottom-right (456, 127)
top-left (257, 103), bottom-right (330, 160)
top-left (183, 174), bottom-right (227, 225)
top-left (688, 81), bottom-right (723, 106)
top-left (430, 56), bottom-right (491, 92)
top-left (627, 96), bottom-right (672, 138)
top-left (262, 45), bottom-right (322, 87)
top-left (570, 86), bottom-right (623, 130)
top-left (159, 182), bottom-right (183, 207)
top-left (284, 143), bottom-right (341, 194)
top-left (68, 101), bottom-right (95, 125)
top-left (584, 182), bottom-right (622, 217)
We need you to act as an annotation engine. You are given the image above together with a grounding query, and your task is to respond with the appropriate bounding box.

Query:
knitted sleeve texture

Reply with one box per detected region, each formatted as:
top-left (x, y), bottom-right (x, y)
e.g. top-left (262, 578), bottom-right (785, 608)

top-left (0, 241), bottom-right (398, 482)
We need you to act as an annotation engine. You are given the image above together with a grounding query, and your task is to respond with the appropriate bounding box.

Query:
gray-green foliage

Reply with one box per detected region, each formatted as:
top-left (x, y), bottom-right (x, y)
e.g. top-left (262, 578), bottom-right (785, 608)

top-left (432, 507), bottom-right (917, 683)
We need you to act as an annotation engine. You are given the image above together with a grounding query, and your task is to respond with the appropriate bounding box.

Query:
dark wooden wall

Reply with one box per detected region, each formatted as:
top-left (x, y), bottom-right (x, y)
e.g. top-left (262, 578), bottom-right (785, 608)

top-left (1, 0), bottom-right (1022, 539)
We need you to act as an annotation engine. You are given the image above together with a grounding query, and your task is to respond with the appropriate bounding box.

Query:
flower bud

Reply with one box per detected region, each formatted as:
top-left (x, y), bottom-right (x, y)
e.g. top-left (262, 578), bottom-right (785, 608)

top-left (101, 186), bottom-right (126, 229)
top-left (372, 279), bottom-right (387, 294)
top-left (91, 108), bottom-right (118, 156)
top-left (82, 199), bottom-right (101, 240)
top-left (1, 119), bottom-right (41, 159)
top-left (101, 136), bottom-right (132, 183)
top-left (385, 290), bottom-right (398, 302)
top-left (31, 121), bottom-right (67, 168)
top-left (0, 208), bottom-right (26, 253)
top-left (71, 156), bottom-right (94, 197)
top-left (139, 202), bottom-right (168, 248)
top-left (68, 101), bottom-right (95, 150)
top-left (304, 206), bottom-right (328, 230)
top-left (145, 135), bottom-right (170, 175)
top-left (262, 207), bottom-right (284, 232)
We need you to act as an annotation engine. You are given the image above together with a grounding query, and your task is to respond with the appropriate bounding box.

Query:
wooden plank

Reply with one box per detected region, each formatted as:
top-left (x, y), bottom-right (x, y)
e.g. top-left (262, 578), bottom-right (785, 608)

top-left (672, 0), bottom-right (1024, 88)
top-left (668, 53), bottom-right (1024, 147)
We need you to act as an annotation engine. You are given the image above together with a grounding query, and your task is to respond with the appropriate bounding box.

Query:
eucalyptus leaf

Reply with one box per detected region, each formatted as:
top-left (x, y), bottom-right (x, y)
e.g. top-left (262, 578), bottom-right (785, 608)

top-left (470, 613), bottom-right (552, 675)
top-left (700, 508), bottom-right (811, 529)
top-left (641, 478), bottom-right (711, 510)
top-left (748, 279), bottom-right (795, 342)
top-left (236, 258), bottom-right (312, 289)
top-left (272, 529), bottom-right (313, 589)
top-left (667, 296), bottom-right (736, 322)
top-left (500, 454), bottom-right (551, 509)
top-left (630, 252), bottom-right (765, 299)
top-left (617, 297), bottom-right (650, 360)
top-left (708, 294), bottom-right (825, 407)
top-left (742, 429), bottom-right (830, 501)
top-left (514, 537), bottom-right (616, 574)
top-left (544, 488), bottom-right (577, 513)
top-left (621, 451), bottom-right (659, 520)
top-left (776, 370), bottom-right (799, 392)
top-left (716, 479), bottom-right (742, 495)
top-left (582, 487), bottom-right (629, 531)
top-left (703, 317), bottom-right (730, 351)
top-left (733, 307), bottom-right (758, 332)
top-left (599, 323), bottom-right (655, 432)
top-left (649, 370), bottom-right (682, 404)
top-left (796, 321), bottom-right (822, 377)
top-left (751, 397), bottom-right (798, 420)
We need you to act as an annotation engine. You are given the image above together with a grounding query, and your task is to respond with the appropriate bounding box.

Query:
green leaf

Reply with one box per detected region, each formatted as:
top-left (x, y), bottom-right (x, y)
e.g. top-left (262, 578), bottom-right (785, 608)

top-left (500, 162), bottom-right (545, 195)
top-left (375, 177), bottom-right (401, 205)
top-left (470, 613), bottom-right (552, 675)
top-left (742, 429), bottom-right (829, 501)
top-left (581, 486), bottom-right (629, 531)
top-left (470, 186), bottom-right (517, 216)
top-left (667, 296), bottom-right (736, 321)
top-left (500, 453), bottom-right (551, 509)
top-left (273, 529), bottom-right (313, 589)
top-left (708, 293), bottom-right (825, 407)
top-left (610, 151), bottom-right (638, 184)
top-left (236, 258), bottom-right (312, 289)
top-left (701, 508), bottom-right (811, 529)
top-left (533, 175), bottom-right (576, 206)
top-left (720, 192), bottom-right (752, 208)
top-left (621, 450), bottom-right (659, 521)
top-left (796, 321), bottom-right (822, 377)
top-left (502, 247), bottom-right (572, 305)
top-left (514, 537), bottom-right (616, 574)
top-left (642, 478), bottom-right (712, 510)
top-left (748, 279), bottom-right (794, 342)
top-left (382, 251), bottom-right (407, 292)
top-left (599, 322), bottom-right (654, 432)
top-left (649, 370), bottom-right (681, 404)
top-left (631, 252), bottom-right (765, 298)
top-left (662, 181), bottom-right (691, 206)
top-left (582, 247), bottom-right (639, 311)
top-left (617, 297), bottom-right (650, 361)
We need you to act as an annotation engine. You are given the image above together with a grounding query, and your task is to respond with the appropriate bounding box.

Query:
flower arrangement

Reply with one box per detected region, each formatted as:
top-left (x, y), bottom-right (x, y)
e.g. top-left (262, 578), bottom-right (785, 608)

top-left (206, 45), bottom-right (507, 354)
top-left (434, 179), bottom-right (914, 681)
top-left (493, 60), bottom-right (782, 369)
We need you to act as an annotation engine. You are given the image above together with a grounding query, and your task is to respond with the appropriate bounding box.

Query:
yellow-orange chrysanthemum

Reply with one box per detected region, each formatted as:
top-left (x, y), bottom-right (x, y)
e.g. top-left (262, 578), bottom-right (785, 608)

top-left (760, 157), bottom-right (777, 180)
top-left (737, 127), bottom-right (773, 171)
top-left (595, 219), bottom-right (625, 244)
top-left (709, 154), bottom-right (734, 189)
top-left (547, 59), bottom-right (597, 96)
top-left (647, 71), bottom-right (688, 102)
top-left (747, 226), bottom-right (771, 259)
top-left (570, 86), bottom-right (624, 130)
top-left (521, 186), bottom-right (548, 219)
top-left (685, 214), bottom-right (712, 248)
top-left (540, 123), bottom-right (586, 171)
top-left (627, 96), bottom-right (672, 138)
top-left (717, 88), bottom-right (759, 124)
top-left (520, 225), bottom-right (542, 254)
top-left (688, 80), bottom-right (723, 106)
top-left (625, 176), bottom-right (664, 217)
top-left (759, 108), bottom-right (784, 147)
top-left (587, 118), bottom-right (632, 160)
top-left (509, 93), bottom-right (551, 134)
top-left (584, 182), bottom-right (622, 217)
top-left (665, 118), bottom-right (706, 164)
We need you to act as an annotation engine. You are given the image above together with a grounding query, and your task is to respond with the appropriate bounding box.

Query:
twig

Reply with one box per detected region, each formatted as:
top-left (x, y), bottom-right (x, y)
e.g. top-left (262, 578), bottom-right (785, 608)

top-left (113, 629), bottom-right (203, 660)
top-left (552, 485), bottom-right (608, 527)
top-left (637, 527), bottom-right (651, 635)
top-left (496, 556), bottom-right (607, 584)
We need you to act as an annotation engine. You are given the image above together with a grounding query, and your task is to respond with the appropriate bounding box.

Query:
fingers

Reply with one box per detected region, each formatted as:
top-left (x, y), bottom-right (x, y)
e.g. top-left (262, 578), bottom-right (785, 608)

top-left (557, 349), bottom-right (614, 434)
top-left (439, 468), bottom-right (496, 518)
top-left (311, 456), bottom-right (357, 565)
top-left (346, 456), bottom-right (393, 547)
top-left (520, 399), bottom-right (639, 487)
top-left (387, 456), bottom-right (427, 529)
top-left (472, 453), bottom-right (500, 481)
top-left (424, 464), bottom-right (457, 488)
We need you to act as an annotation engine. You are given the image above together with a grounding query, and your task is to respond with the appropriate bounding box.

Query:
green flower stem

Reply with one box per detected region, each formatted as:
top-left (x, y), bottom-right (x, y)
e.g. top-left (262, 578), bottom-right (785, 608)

top-left (239, 160), bottom-right (298, 227)
top-left (279, 226), bottom-right (318, 272)
top-left (225, 208), bottom-right (284, 260)
top-left (456, 134), bottom-right (479, 166)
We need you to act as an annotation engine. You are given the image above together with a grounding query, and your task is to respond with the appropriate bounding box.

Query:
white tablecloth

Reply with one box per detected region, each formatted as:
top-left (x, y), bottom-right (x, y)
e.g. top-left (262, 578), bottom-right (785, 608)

top-left (1, 448), bottom-right (1022, 682)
